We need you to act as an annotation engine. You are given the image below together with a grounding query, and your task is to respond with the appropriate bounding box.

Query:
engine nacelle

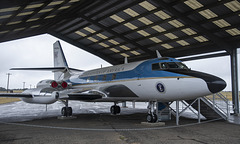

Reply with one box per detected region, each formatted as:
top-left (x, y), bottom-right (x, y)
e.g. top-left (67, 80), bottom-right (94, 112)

top-left (21, 88), bottom-right (59, 104)
top-left (36, 79), bottom-right (69, 89)
top-left (37, 79), bottom-right (58, 89)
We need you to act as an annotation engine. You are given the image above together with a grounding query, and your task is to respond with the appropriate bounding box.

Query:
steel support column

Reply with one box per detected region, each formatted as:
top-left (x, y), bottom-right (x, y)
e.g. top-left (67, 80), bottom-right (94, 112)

top-left (176, 101), bottom-right (179, 125)
top-left (230, 48), bottom-right (239, 115)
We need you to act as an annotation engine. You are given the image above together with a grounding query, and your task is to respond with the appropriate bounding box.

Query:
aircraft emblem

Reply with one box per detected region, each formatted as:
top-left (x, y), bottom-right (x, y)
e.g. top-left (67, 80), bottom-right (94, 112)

top-left (156, 83), bottom-right (165, 93)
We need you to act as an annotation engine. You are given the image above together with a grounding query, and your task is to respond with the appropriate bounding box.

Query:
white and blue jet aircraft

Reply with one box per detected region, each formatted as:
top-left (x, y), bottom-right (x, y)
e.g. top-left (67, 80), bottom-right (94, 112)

top-left (0, 41), bottom-right (226, 122)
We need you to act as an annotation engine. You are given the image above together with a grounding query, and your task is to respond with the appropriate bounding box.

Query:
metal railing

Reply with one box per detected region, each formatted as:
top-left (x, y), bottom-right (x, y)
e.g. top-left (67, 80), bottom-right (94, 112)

top-left (204, 92), bottom-right (230, 120)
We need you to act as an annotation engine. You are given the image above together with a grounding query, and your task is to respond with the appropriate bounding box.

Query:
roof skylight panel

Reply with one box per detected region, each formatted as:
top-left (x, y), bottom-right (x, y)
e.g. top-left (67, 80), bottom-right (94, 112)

top-left (58, 6), bottom-right (71, 10)
top-left (199, 9), bottom-right (218, 19)
top-left (226, 28), bottom-right (240, 36)
top-left (151, 25), bottom-right (166, 32)
top-left (194, 36), bottom-right (208, 42)
top-left (131, 51), bottom-right (140, 55)
top-left (108, 39), bottom-right (120, 45)
top-left (17, 11), bottom-right (34, 16)
top-left (96, 33), bottom-right (108, 39)
top-left (149, 37), bottom-right (162, 43)
top-left (181, 28), bottom-right (197, 35)
top-left (139, 1), bottom-right (156, 11)
top-left (99, 42), bottom-right (109, 48)
top-left (39, 8), bottom-right (53, 13)
top-left (25, 3), bottom-right (43, 9)
top-left (137, 30), bottom-right (150, 36)
top-left (0, 15), bottom-right (11, 19)
top-left (110, 48), bottom-right (120, 53)
top-left (154, 10), bottom-right (171, 20)
top-left (138, 17), bottom-right (153, 25)
top-left (184, 0), bottom-right (203, 10)
top-left (124, 22), bottom-right (138, 30)
top-left (110, 14), bottom-right (125, 23)
top-left (7, 21), bottom-right (21, 25)
top-left (164, 33), bottom-right (178, 39)
top-left (177, 40), bottom-right (190, 46)
top-left (213, 19), bottom-right (231, 28)
top-left (69, 0), bottom-right (81, 2)
top-left (0, 30), bottom-right (9, 34)
top-left (84, 27), bottom-right (96, 33)
top-left (224, 1), bottom-right (240, 12)
top-left (48, 1), bottom-right (64, 6)
top-left (161, 43), bottom-right (173, 49)
top-left (75, 31), bottom-right (87, 37)
top-left (30, 25), bottom-right (41, 28)
top-left (13, 28), bottom-right (25, 32)
top-left (0, 7), bottom-right (20, 13)
top-left (123, 8), bottom-right (139, 17)
top-left (120, 45), bottom-right (131, 50)
top-left (168, 20), bottom-right (184, 28)
top-left (45, 15), bottom-right (56, 19)
top-left (120, 53), bottom-right (129, 57)
top-left (87, 37), bottom-right (98, 42)
top-left (27, 18), bottom-right (40, 22)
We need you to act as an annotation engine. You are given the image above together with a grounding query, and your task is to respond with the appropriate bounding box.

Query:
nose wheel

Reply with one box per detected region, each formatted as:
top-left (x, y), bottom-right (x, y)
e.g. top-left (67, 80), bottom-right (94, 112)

top-left (110, 104), bottom-right (121, 115)
top-left (147, 101), bottom-right (158, 123)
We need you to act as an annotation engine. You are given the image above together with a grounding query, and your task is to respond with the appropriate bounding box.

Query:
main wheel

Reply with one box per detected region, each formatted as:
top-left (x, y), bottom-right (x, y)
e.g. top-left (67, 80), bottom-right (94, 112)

top-left (67, 107), bottom-right (72, 116)
top-left (147, 114), bottom-right (153, 122)
top-left (116, 105), bottom-right (121, 114)
top-left (110, 106), bottom-right (117, 115)
top-left (147, 114), bottom-right (158, 123)
top-left (153, 113), bottom-right (158, 123)
top-left (61, 107), bottom-right (67, 116)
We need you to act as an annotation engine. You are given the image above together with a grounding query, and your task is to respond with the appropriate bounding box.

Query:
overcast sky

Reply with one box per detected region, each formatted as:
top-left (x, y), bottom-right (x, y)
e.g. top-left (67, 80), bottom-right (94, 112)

top-left (0, 34), bottom-right (239, 91)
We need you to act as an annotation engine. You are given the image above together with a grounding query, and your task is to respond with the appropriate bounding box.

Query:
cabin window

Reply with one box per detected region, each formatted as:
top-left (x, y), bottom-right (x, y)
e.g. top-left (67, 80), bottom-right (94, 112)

top-left (112, 73), bottom-right (116, 80)
top-left (102, 75), bottom-right (107, 81)
top-left (152, 63), bottom-right (160, 70)
top-left (95, 76), bottom-right (98, 81)
top-left (152, 62), bottom-right (188, 70)
top-left (86, 77), bottom-right (90, 82)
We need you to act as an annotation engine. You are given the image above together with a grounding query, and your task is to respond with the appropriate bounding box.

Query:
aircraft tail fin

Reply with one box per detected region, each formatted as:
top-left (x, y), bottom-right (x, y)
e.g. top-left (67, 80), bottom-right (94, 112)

top-left (10, 40), bottom-right (83, 81)
top-left (53, 41), bottom-right (70, 80)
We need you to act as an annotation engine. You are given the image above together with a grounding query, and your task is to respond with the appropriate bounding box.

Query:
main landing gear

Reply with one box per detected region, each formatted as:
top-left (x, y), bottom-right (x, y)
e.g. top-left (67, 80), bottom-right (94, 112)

top-left (147, 101), bottom-right (158, 123)
top-left (110, 103), bottom-right (121, 115)
top-left (61, 100), bottom-right (72, 117)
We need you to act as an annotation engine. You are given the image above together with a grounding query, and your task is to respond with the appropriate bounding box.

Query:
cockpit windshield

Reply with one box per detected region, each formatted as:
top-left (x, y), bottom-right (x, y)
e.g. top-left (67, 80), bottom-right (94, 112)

top-left (152, 62), bottom-right (189, 70)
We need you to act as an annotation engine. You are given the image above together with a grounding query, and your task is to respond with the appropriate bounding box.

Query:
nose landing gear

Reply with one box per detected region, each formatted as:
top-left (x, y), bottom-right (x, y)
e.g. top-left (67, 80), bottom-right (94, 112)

top-left (110, 103), bottom-right (121, 115)
top-left (147, 101), bottom-right (158, 123)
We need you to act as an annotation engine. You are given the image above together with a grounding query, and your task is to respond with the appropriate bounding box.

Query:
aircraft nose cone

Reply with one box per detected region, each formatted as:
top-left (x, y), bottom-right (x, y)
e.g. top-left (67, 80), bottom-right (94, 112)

top-left (207, 78), bottom-right (226, 93)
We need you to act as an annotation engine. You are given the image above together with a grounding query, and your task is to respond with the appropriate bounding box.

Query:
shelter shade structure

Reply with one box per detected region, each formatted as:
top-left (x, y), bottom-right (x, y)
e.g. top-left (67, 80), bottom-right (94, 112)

top-left (0, 0), bottom-right (240, 114)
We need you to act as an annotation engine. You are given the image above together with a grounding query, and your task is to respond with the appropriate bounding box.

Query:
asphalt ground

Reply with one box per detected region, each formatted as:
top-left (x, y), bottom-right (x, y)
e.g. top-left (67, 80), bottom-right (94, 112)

top-left (0, 113), bottom-right (240, 144)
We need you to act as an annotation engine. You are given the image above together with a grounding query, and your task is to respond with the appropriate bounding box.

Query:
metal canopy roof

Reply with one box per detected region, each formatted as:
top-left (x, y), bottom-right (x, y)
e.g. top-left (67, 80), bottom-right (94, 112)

top-left (0, 0), bottom-right (240, 65)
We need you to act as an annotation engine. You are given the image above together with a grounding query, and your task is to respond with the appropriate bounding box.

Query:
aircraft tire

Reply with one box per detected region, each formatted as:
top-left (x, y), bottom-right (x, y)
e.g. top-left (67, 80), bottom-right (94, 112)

top-left (110, 106), bottom-right (117, 115)
top-left (110, 105), bottom-right (121, 115)
top-left (153, 113), bottom-right (158, 122)
top-left (116, 105), bottom-right (121, 114)
top-left (61, 107), bottom-right (67, 116)
top-left (67, 107), bottom-right (72, 116)
top-left (147, 114), bottom-right (158, 123)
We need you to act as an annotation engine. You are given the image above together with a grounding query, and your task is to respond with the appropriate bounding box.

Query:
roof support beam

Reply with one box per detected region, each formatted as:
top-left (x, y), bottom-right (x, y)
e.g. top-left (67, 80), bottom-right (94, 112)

top-left (78, 14), bottom-right (156, 57)
top-left (48, 30), bottom-right (118, 65)
top-left (152, 0), bottom-right (232, 50)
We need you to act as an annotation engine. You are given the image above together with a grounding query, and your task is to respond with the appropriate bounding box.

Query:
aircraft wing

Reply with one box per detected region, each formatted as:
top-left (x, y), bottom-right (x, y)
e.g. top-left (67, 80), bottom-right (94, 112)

top-left (0, 93), bottom-right (32, 98)
top-left (59, 89), bottom-right (105, 101)
top-left (64, 93), bottom-right (102, 100)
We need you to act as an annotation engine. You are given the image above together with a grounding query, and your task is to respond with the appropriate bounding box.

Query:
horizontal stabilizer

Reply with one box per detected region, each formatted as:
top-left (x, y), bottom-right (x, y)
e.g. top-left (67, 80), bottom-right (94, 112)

top-left (10, 67), bottom-right (83, 72)
top-left (64, 93), bottom-right (102, 100)
top-left (0, 93), bottom-right (32, 98)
